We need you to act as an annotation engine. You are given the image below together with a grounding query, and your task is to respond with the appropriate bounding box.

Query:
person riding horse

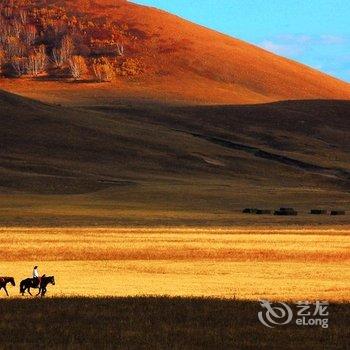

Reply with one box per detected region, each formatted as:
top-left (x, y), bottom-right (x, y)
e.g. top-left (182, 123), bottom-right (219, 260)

top-left (20, 268), bottom-right (55, 297)
top-left (33, 266), bottom-right (41, 287)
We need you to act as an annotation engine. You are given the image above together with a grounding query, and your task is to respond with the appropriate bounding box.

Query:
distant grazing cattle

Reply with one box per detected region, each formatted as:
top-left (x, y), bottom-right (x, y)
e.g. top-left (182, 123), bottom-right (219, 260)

top-left (243, 208), bottom-right (258, 214)
top-left (310, 209), bottom-right (328, 215)
top-left (256, 210), bottom-right (272, 215)
top-left (274, 208), bottom-right (298, 216)
top-left (330, 210), bottom-right (346, 216)
top-left (243, 208), bottom-right (271, 215)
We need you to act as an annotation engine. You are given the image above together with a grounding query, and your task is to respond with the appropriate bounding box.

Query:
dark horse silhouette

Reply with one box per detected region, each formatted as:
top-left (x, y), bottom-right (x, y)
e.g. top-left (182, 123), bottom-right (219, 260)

top-left (0, 277), bottom-right (16, 296)
top-left (20, 276), bottom-right (55, 297)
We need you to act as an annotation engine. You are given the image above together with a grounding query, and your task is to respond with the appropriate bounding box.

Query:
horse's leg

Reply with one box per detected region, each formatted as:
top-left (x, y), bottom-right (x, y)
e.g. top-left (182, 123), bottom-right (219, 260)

top-left (28, 287), bottom-right (32, 296)
top-left (41, 288), bottom-right (47, 297)
top-left (36, 287), bottom-right (41, 297)
top-left (4, 286), bottom-right (9, 296)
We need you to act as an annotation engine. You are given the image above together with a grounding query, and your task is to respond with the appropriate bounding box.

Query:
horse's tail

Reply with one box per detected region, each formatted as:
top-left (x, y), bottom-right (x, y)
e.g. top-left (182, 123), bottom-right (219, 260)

top-left (19, 280), bottom-right (26, 294)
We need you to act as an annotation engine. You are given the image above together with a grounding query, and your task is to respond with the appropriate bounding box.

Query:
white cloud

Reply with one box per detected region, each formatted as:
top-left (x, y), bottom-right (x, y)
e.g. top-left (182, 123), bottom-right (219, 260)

top-left (319, 35), bottom-right (346, 45)
top-left (259, 40), bottom-right (304, 56)
top-left (257, 34), bottom-right (350, 82)
top-left (276, 34), bottom-right (312, 44)
top-left (259, 34), bottom-right (348, 57)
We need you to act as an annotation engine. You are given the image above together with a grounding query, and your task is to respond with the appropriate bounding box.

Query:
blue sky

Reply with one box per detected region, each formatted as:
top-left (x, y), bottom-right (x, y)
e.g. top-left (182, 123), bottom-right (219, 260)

top-left (133, 0), bottom-right (350, 82)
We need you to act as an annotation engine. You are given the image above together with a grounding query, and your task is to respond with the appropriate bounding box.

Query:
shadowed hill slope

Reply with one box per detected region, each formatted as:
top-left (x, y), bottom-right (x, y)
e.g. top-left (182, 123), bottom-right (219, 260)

top-left (0, 89), bottom-right (220, 194)
top-left (0, 89), bottom-right (349, 225)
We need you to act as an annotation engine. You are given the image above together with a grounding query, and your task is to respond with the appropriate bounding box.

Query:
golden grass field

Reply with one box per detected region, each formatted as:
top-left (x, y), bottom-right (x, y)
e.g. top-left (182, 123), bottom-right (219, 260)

top-left (1, 227), bottom-right (349, 301)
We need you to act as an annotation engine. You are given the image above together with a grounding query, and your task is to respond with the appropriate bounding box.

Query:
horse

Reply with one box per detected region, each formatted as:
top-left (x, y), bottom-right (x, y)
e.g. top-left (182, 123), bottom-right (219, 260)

top-left (0, 277), bottom-right (16, 296)
top-left (20, 276), bottom-right (55, 297)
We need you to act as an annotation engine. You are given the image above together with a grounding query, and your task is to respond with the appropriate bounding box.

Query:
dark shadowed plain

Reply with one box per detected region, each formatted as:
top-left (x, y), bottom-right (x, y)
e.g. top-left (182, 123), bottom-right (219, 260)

top-left (0, 297), bottom-right (348, 349)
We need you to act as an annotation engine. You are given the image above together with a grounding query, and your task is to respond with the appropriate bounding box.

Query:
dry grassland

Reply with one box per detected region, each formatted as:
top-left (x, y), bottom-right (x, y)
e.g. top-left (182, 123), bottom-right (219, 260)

top-left (0, 227), bottom-right (349, 300)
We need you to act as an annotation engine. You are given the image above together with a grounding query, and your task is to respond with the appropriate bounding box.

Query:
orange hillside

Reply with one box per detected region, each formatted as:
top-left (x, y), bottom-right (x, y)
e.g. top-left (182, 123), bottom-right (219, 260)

top-left (0, 0), bottom-right (349, 104)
